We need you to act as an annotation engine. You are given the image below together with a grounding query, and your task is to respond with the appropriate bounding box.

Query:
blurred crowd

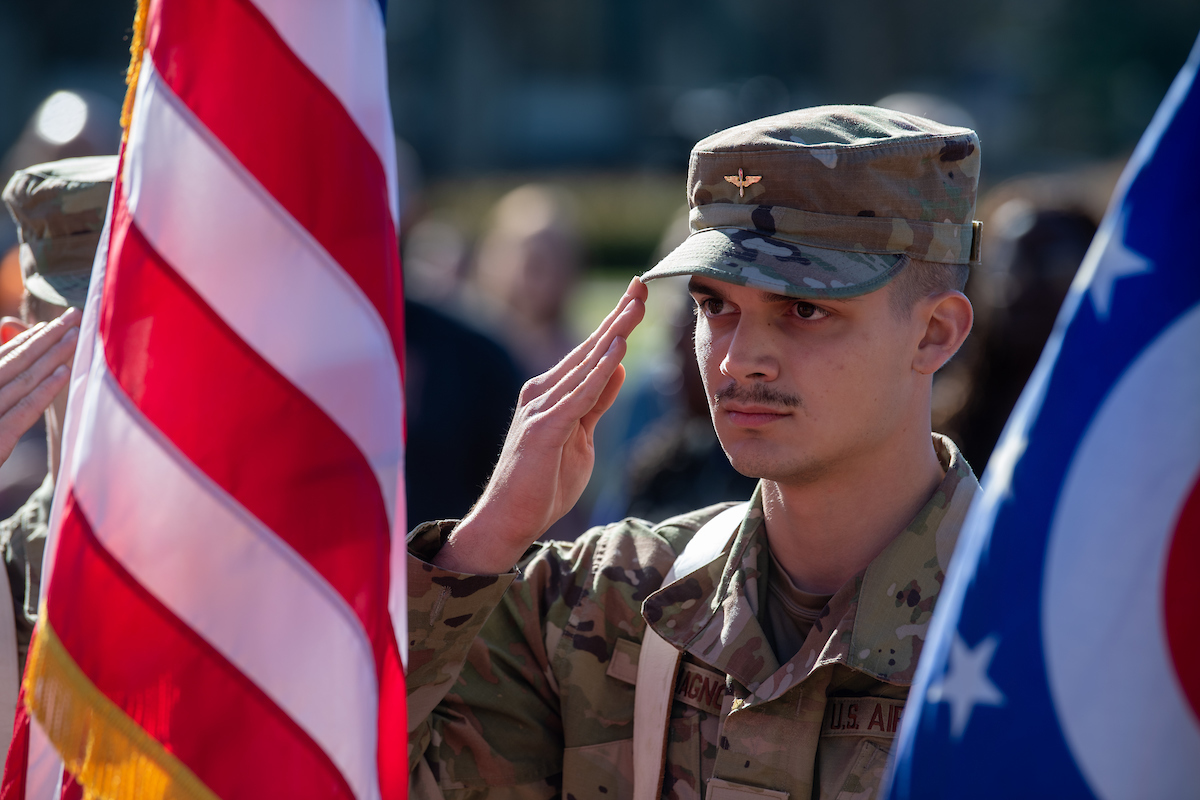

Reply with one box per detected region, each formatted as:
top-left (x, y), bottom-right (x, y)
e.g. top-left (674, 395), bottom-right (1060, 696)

top-left (397, 96), bottom-right (1124, 536)
top-left (0, 88), bottom-right (1124, 541)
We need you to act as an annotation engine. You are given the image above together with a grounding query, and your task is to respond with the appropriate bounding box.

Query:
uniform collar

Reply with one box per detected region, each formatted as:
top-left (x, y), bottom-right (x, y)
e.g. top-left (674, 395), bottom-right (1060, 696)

top-left (642, 435), bottom-right (980, 699)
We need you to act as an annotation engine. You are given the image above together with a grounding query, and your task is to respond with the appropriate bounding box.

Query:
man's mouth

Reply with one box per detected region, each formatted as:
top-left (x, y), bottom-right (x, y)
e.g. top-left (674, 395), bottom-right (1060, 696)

top-left (714, 383), bottom-right (800, 427)
top-left (720, 402), bottom-right (792, 427)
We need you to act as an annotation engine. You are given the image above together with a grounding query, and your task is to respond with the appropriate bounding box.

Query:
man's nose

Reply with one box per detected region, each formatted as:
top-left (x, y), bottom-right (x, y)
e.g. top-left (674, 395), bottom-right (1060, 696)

top-left (719, 318), bottom-right (779, 382)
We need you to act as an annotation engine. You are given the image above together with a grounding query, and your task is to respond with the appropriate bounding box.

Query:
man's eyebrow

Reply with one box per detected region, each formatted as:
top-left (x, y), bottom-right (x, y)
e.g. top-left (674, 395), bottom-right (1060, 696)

top-left (687, 277), bottom-right (725, 297)
top-left (760, 289), bottom-right (859, 305)
top-left (688, 276), bottom-right (859, 306)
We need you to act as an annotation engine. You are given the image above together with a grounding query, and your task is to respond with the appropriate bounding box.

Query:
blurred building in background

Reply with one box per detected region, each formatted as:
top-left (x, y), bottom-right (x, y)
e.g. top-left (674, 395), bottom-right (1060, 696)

top-left (6, 0), bottom-right (1195, 181)
top-left (383, 0), bottom-right (1199, 178)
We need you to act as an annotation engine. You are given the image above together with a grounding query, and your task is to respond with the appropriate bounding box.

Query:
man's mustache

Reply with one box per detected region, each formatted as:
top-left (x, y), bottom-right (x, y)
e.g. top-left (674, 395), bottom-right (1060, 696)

top-left (714, 382), bottom-right (802, 409)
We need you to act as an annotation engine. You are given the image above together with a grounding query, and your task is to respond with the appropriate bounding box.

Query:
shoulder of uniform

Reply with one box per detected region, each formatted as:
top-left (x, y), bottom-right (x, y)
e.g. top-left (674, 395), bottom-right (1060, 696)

top-left (507, 502), bottom-right (745, 597)
top-left (651, 501), bottom-right (744, 556)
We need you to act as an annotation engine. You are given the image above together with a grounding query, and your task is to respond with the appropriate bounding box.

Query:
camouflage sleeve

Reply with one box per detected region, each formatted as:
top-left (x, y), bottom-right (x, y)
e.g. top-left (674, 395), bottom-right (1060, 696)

top-left (406, 520), bottom-right (606, 800)
top-left (0, 486), bottom-right (50, 676)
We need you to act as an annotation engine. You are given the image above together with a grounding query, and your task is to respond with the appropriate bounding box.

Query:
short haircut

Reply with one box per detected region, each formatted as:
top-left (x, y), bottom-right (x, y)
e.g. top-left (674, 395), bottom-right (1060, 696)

top-left (888, 257), bottom-right (969, 317)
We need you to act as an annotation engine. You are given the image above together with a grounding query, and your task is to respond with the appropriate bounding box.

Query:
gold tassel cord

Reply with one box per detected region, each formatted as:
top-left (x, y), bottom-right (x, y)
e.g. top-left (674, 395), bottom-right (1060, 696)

top-left (24, 618), bottom-right (219, 800)
top-left (120, 0), bottom-right (151, 138)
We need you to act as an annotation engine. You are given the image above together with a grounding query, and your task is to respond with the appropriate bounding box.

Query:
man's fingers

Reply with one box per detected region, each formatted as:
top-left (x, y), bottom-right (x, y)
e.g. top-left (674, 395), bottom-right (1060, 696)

top-left (0, 308), bottom-right (82, 383)
top-left (0, 326), bottom-right (79, 418)
top-left (0, 322), bottom-right (47, 354)
top-left (581, 362), bottom-right (625, 435)
top-left (532, 277), bottom-right (648, 392)
top-left (558, 334), bottom-right (628, 425)
top-left (0, 364), bottom-right (70, 465)
top-left (542, 295), bottom-right (644, 411)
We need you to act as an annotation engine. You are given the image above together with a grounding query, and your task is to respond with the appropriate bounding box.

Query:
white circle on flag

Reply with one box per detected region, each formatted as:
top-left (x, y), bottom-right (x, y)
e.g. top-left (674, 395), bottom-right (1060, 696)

top-left (1042, 301), bottom-right (1200, 799)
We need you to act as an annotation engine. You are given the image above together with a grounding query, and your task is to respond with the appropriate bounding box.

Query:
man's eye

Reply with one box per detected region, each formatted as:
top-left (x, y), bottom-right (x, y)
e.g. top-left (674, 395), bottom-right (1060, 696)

top-left (794, 302), bottom-right (827, 320)
top-left (697, 298), bottom-right (726, 316)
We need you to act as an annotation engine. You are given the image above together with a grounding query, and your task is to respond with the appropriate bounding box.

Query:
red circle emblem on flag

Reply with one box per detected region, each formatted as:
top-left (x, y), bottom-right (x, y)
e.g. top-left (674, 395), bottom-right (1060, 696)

top-left (1164, 472), bottom-right (1200, 719)
top-left (1042, 301), bottom-right (1200, 800)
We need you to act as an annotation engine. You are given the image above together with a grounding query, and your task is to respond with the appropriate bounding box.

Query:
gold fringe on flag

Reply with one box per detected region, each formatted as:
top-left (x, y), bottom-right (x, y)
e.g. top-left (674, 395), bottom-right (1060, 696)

top-left (24, 616), bottom-right (218, 800)
top-left (120, 0), bottom-right (151, 138)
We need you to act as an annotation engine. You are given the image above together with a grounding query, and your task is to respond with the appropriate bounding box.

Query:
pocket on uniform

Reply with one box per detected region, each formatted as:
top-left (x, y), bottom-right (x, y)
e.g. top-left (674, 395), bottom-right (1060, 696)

top-left (562, 738), bottom-right (632, 800)
top-left (830, 740), bottom-right (888, 800)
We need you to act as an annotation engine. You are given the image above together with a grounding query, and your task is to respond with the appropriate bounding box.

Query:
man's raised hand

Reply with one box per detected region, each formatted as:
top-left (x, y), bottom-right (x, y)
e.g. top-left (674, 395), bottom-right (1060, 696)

top-left (434, 277), bottom-right (649, 574)
top-left (0, 308), bottom-right (82, 465)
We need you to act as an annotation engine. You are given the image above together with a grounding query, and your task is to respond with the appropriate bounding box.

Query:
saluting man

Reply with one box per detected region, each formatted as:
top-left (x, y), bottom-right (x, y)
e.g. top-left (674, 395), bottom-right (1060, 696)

top-left (0, 156), bottom-right (114, 753)
top-left (406, 106), bottom-right (984, 800)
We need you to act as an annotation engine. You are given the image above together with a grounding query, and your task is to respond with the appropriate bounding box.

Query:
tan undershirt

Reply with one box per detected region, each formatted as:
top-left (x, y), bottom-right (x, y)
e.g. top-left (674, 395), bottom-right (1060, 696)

top-left (765, 547), bottom-right (834, 664)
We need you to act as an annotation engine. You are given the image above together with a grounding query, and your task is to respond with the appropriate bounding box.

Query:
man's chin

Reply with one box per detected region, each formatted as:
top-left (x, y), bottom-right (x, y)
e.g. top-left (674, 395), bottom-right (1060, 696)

top-left (722, 442), bottom-right (824, 485)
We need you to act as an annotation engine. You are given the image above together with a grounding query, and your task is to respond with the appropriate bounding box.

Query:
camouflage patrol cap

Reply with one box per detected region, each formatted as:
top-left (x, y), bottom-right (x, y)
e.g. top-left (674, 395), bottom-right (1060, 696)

top-left (2, 155), bottom-right (117, 308)
top-left (642, 105), bottom-right (982, 299)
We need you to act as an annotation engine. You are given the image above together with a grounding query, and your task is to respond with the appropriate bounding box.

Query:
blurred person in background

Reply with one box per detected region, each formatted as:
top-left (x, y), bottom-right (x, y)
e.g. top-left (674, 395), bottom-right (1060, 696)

top-left (0, 91), bottom-right (121, 524)
top-left (404, 296), bottom-right (524, 523)
top-left (936, 166), bottom-right (1118, 468)
top-left (0, 156), bottom-right (110, 744)
top-left (398, 140), bottom-right (525, 524)
top-left (403, 216), bottom-right (471, 308)
top-left (469, 183), bottom-right (582, 377)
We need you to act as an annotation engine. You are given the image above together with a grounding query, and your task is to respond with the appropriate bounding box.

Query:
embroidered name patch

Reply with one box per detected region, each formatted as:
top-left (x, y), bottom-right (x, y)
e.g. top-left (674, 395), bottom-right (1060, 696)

top-left (605, 639), bottom-right (728, 715)
top-left (673, 661), bottom-right (728, 716)
top-left (821, 697), bottom-right (905, 738)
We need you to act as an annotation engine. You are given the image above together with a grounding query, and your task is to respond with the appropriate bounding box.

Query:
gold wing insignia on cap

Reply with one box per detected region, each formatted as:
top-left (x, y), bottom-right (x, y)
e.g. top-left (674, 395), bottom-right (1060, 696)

top-left (724, 168), bottom-right (762, 197)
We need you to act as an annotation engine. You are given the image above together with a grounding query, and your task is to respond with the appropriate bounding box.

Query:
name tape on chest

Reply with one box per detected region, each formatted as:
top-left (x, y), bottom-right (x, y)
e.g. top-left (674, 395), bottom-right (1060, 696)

top-left (822, 697), bottom-right (905, 738)
top-left (673, 661), bottom-right (728, 715)
top-left (607, 639), bottom-right (728, 716)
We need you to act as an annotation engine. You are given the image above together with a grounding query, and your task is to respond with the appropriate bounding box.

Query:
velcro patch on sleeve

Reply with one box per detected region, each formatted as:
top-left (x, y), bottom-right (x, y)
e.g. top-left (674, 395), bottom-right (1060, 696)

top-left (606, 638), bottom-right (641, 685)
top-left (821, 697), bottom-right (905, 738)
top-left (707, 777), bottom-right (789, 800)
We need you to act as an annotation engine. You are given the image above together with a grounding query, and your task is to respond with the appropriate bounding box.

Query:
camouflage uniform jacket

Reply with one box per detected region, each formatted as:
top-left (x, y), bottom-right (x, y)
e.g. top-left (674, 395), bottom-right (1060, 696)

top-left (407, 436), bottom-right (979, 800)
top-left (0, 474), bottom-right (53, 675)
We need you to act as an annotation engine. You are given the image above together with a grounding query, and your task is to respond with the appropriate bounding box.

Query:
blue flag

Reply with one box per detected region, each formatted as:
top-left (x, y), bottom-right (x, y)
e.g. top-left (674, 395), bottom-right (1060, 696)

top-left (884, 32), bottom-right (1200, 799)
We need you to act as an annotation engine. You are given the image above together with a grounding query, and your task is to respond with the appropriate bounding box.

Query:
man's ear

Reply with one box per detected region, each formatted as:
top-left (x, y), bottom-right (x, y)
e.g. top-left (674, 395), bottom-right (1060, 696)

top-left (0, 317), bottom-right (28, 345)
top-left (912, 291), bottom-right (973, 375)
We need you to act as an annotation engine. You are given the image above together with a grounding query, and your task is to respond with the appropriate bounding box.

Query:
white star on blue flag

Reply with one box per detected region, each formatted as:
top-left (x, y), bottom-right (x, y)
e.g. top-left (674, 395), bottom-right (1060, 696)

top-left (927, 633), bottom-right (1005, 739)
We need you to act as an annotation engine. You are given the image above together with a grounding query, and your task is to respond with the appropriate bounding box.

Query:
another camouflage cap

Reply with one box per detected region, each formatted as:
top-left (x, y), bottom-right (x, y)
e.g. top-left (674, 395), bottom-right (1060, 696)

top-left (3, 155), bottom-right (117, 308)
top-left (642, 105), bottom-right (982, 299)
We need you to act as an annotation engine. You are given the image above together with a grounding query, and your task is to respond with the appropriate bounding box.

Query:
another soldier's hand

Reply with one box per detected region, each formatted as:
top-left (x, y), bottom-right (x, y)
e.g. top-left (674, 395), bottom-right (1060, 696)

top-left (436, 277), bottom-right (648, 574)
top-left (0, 308), bottom-right (82, 465)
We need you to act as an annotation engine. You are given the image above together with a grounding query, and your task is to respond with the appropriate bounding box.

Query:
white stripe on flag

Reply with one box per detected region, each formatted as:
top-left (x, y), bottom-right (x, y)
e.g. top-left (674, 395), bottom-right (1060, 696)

top-left (23, 720), bottom-right (62, 800)
top-left (70, 362), bottom-right (380, 800)
top-left (124, 60), bottom-right (403, 523)
top-left (248, 0), bottom-right (399, 225)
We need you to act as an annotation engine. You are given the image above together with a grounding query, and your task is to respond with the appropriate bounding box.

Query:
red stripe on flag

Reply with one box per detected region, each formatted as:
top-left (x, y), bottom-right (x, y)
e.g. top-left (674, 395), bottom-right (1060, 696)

top-left (144, 0), bottom-right (404, 363)
top-left (58, 776), bottom-right (80, 800)
top-left (0, 688), bottom-right (29, 800)
top-left (99, 197), bottom-right (394, 674)
top-left (378, 643), bottom-right (408, 800)
top-left (46, 495), bottom-right (355, 800)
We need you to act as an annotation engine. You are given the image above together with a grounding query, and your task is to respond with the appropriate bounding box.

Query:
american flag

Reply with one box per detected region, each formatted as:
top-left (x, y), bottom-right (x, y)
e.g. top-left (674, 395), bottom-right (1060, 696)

top-left (2, 0), bottom-right (407, 797)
